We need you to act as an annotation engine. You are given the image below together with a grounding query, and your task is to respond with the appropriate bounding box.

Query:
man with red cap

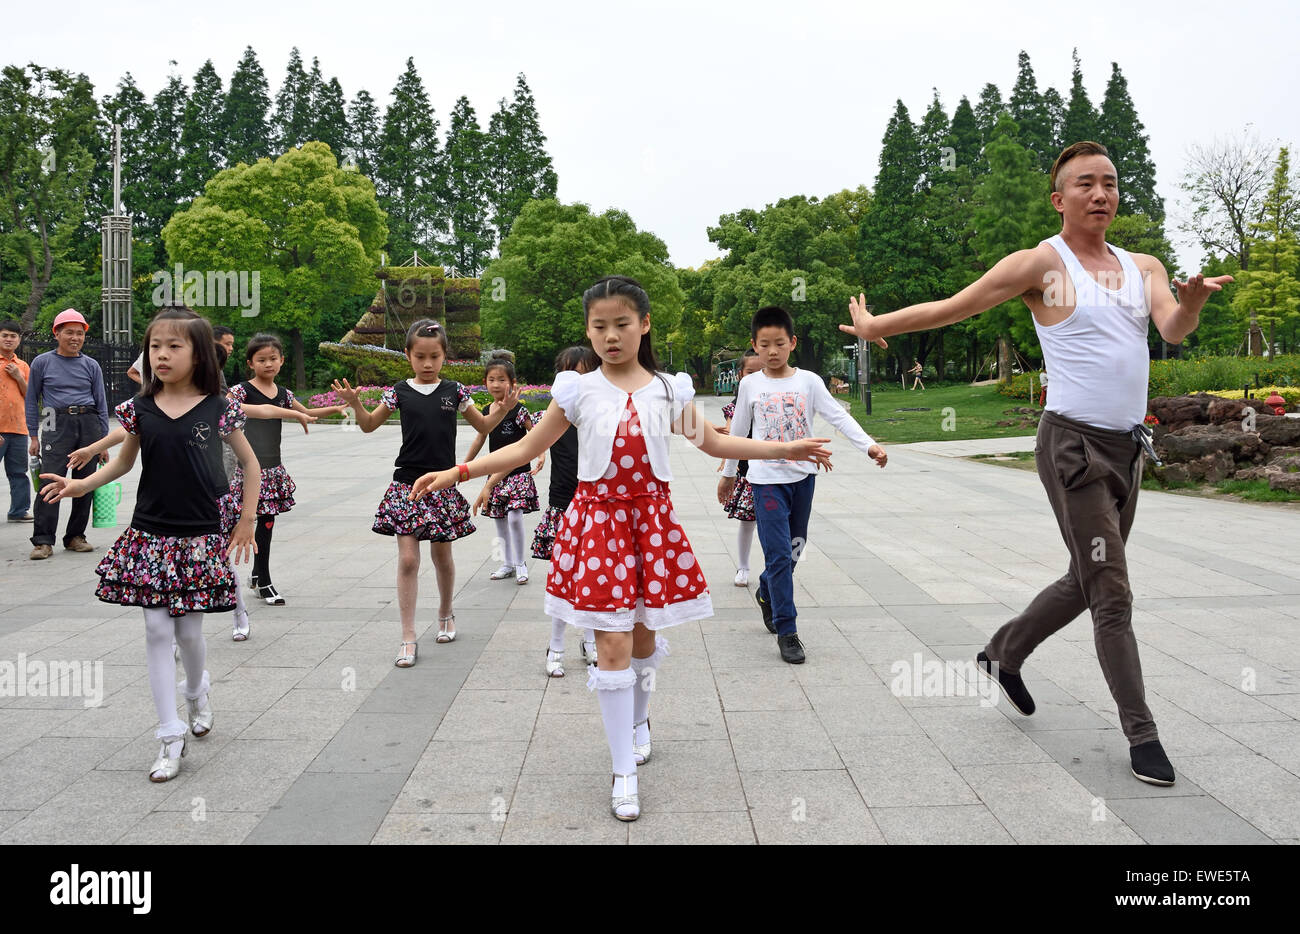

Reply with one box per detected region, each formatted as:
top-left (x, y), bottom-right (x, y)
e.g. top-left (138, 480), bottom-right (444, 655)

top-left (25, 309), bottom-right (109, 559)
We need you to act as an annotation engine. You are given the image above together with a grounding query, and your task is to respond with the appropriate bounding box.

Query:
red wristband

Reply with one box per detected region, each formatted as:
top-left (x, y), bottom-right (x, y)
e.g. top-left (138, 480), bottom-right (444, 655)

top-left (457, 463), bottom-right (469, 483)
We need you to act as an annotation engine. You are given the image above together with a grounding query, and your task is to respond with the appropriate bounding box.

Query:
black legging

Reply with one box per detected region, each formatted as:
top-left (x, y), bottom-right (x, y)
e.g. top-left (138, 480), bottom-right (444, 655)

top-left (253, 514), bottom-right (275, 586)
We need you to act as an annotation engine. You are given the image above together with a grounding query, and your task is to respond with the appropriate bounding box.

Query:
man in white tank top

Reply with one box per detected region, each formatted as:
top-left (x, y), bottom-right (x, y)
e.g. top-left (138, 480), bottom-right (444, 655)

top-left (842, 141), bottom-right (1233, 787)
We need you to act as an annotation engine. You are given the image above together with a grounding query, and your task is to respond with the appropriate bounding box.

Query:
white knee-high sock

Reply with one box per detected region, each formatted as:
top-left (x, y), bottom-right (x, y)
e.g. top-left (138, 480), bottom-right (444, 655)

top-left (630, 636), bottom-right (670, 745)
top-left (549, 617), bottom-right (567, 653)
top-left (493, 518), bottom-right (510, 566)
top-left (507, 509), bottom-right (525, 566)
top-left (174, 612), bottom-right (208, 700)
top-left (231, 558), bottom-right (248, 616)
top-left (144, 608), bottom-right (187, 739)
top-left (737, 520), bottom-right (756, 571)
top-left (589, 666), bottom-right (637, 775)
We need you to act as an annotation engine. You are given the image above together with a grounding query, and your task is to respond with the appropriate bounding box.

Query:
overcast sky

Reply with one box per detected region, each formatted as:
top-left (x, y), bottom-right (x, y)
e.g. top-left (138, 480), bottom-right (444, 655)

top-left (5, 0), bottom-right (1296, 279)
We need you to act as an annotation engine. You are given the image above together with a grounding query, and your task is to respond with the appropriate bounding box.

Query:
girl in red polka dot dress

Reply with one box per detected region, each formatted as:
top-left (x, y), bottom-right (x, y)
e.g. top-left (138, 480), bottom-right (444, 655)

top-left (412, 276), bottom-right (833, 822)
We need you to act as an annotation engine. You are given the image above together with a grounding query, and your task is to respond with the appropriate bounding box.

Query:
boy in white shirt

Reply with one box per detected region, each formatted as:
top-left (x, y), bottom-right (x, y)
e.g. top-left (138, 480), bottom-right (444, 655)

top-left (720, 306), bottom-right (887, 663)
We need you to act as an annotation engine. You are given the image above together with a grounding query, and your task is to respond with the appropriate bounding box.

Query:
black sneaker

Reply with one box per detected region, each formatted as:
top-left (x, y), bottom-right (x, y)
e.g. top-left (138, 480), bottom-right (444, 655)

top-left (777, 633), bottom-right (805, 664)
top-left (1130, 740), bottom-right (1176, 786)
top-left (976, 651), bottom-right (1035, 715)
top-left (756, 589), bottom-right (776, 634)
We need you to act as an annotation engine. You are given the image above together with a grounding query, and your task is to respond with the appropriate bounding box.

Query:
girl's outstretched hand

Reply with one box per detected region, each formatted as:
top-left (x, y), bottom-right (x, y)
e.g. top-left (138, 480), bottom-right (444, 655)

top-left (530, 453), bottom-right (546, 475)
top-left (227, 517), bottom-right (257, 564)
top-left (38, 474), bottom-right (82, 503)
top-left (67, 446), bottom-right (96, 470)
top-left (293, 410), bottom-right (317, 433)
top-left (411, 468), bottom-right (456, 500)
top-left (330, 379), bottom-right (361, 408)
top-left (782, 438), bottom-right (834, 471)
top-left (490, 386), bottom-right (523, 414)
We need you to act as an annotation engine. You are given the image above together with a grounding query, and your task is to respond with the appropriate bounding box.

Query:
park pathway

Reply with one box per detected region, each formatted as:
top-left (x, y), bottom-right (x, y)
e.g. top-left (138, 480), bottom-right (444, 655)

top-left (1, 397), bottom-right (1296, 844)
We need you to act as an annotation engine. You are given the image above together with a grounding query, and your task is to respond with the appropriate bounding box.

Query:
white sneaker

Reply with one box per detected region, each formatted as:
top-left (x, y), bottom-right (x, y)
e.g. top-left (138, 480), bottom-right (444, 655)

top-left (734, 568), bottom-right (749, 587)
top-left (515, 564), bottom-right (529, 584)
top-left (490, 565), bottom-right (515, 580)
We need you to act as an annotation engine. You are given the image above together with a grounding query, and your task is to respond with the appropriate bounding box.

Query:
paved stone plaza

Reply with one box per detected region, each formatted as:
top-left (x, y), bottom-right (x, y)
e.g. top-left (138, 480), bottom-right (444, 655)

top-left (1, 396), bottom-right (1297, 844)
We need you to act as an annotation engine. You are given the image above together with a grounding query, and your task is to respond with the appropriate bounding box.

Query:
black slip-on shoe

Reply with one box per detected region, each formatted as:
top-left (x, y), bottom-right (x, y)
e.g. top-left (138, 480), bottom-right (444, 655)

top-left (976, 651), bottom-right (1036, 715)
top-left (777, 633), bottom-right (805, 664)
top-left (1130, 739), bottom-right (1176, 786)
top-left (756, 589), bottom-right (776, 634)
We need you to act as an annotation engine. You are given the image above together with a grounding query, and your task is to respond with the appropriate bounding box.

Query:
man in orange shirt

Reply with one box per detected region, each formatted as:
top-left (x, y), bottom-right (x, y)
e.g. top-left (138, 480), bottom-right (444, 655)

top-left (0, 320), bottom-right (33, 522)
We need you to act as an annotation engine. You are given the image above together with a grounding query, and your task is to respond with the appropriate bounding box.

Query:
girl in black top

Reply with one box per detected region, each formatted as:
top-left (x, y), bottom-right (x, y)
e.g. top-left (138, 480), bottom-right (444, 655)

top-left (527, 346), bottom-right (599, 677)
top-left (466, 354), bottom-right (543, 584)
top-left (228, 334), bottom-right (346, 606)
top-left (331, 319), bottom-right (518, 666)
top-left (40, 309), bottom-right (261, 783)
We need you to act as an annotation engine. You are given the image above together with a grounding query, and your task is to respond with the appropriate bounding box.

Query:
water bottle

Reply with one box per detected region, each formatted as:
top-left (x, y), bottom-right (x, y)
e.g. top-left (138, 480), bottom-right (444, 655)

top-left (29, 454), bottom-right (41, 494)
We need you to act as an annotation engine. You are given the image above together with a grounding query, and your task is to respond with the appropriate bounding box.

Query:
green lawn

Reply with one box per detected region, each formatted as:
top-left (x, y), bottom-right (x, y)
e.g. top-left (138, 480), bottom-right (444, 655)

top-left (841, 382), bottom-right (1041, 444)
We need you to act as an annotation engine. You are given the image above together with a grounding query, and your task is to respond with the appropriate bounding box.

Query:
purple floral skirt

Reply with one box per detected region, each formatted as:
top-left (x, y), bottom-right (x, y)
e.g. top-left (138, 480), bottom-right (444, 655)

top-left (724, 476), bottom-right (755, 521)
top-left (481, 470), bottom-right (540, 518)
top-left (230, 464), bottom-right (296, 516)
top-left (530, 505), bottom-right (565, 560)
top-left (373, 481), bottom-right (475, 542)
top-left (95, 527), bottom-right (237, 616)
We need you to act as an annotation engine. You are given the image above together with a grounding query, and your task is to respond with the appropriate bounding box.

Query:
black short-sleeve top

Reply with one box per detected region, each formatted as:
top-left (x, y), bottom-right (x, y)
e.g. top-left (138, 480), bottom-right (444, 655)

top-left (380, 379), bottom-right (473, 485)
top-left (116, 394), bottom-right (246, 536)
top-left (482, 402), bottom-right (534, 478)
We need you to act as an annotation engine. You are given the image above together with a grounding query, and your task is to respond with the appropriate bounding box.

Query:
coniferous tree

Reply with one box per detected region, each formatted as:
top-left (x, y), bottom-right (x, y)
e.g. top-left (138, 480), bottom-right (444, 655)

top-left (1097, 62), bottom-right (1162, 220)
top-left (485, 73), bottom-right (557, 243)
top-left (1008, 51), bottom-right (1052, 171)
top-left (139, 66), bottom-right (189, 239)
top-left (272, 48), bottom-right (313, 151)
top-left (346, 89), bottom-right (380, 177)
top-left (1041, 86), bottom-right (1065, 156)
top-left (917, 90), bottom-right (949, 187)
top-left (443, 96), bottom-right (492, 274)
top-left (1232, 147), bottom-right (1300, 358)
top-left (947, 95), bottom-right (982, 174)
top-left (312, 75), bottom-right (349, 159)
top-left (376, 57), bottom-right (443, 260)
top-left (974, 83), bottom-right (1005, 147)
top-left (222, 46), bottom-right (271, 166)
top-left (1061, 48), bottom-right (1099, 144)
top-left (179, 60), bottom-right (225, 197)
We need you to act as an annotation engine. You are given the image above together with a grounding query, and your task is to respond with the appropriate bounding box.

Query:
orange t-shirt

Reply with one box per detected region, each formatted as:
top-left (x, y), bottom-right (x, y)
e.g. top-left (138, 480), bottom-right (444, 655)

top-left (0, 353), bottom-right (30, 435)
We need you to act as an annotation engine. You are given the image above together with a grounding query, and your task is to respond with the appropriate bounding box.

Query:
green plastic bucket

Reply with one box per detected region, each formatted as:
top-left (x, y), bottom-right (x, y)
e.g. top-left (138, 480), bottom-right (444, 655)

top-left (92, 475), bottom-right (122, 528)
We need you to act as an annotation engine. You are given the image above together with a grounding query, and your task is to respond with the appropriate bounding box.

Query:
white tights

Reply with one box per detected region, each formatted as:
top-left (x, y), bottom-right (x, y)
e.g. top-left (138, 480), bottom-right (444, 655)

top-left (144, 607), bottom-right (208, 740)
top-left (494, 510), bottom-right (526, 567)
top-left (737, 520), bottom-right (755, 572)
top-left (549, 618), bottom-right (596, 654)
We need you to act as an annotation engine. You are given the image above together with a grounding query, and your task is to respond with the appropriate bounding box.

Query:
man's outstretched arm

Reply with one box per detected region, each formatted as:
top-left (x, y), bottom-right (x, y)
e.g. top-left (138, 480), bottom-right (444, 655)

top-left (840, 247), bottom-right (1047, 345)
top-left (1141, 256), bottom-right (1233, 345)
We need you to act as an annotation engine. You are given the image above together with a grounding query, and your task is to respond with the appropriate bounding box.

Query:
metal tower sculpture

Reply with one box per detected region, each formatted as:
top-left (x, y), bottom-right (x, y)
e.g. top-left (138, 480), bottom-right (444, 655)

top-left (100, 124), bottom-right (133, 344)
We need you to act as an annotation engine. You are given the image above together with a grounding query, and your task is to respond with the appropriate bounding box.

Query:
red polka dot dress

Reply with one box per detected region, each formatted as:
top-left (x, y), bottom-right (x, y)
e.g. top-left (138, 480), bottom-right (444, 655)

top-left (544, 395), bottom-right (712, 632)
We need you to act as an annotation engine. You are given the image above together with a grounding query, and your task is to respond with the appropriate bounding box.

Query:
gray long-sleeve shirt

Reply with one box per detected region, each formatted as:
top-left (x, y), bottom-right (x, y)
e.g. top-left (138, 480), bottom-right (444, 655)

top-left (25, 350), bottom-right (109, 436)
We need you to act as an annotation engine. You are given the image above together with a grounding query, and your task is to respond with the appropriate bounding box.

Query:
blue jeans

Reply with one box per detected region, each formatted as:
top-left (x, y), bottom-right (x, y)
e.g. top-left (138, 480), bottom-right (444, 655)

top-left (751, 475), bottom-right (815, 637)
top-left (1, 432), bottom-right (31, 518)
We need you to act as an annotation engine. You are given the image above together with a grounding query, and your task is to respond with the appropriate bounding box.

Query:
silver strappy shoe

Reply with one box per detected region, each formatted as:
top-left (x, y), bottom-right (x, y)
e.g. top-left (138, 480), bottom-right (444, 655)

top-left (633, 717), bottom-right (652, 765)
top-left (611, 772), bottom-right (640, 821)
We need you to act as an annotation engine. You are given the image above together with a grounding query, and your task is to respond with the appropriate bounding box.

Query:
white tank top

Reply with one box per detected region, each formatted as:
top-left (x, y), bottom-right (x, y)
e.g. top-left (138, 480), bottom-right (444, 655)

top-left (1034, 234), bottom-right (1150, 430)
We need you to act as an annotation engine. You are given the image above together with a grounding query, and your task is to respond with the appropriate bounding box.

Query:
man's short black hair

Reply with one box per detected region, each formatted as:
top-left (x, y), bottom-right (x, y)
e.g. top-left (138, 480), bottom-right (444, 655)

top-left (0, 319), bottom-right (21, 335)
top-left (212, 325), bottom-right (234, 339)
top-left (751, 306), bottom-right (795, 341)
